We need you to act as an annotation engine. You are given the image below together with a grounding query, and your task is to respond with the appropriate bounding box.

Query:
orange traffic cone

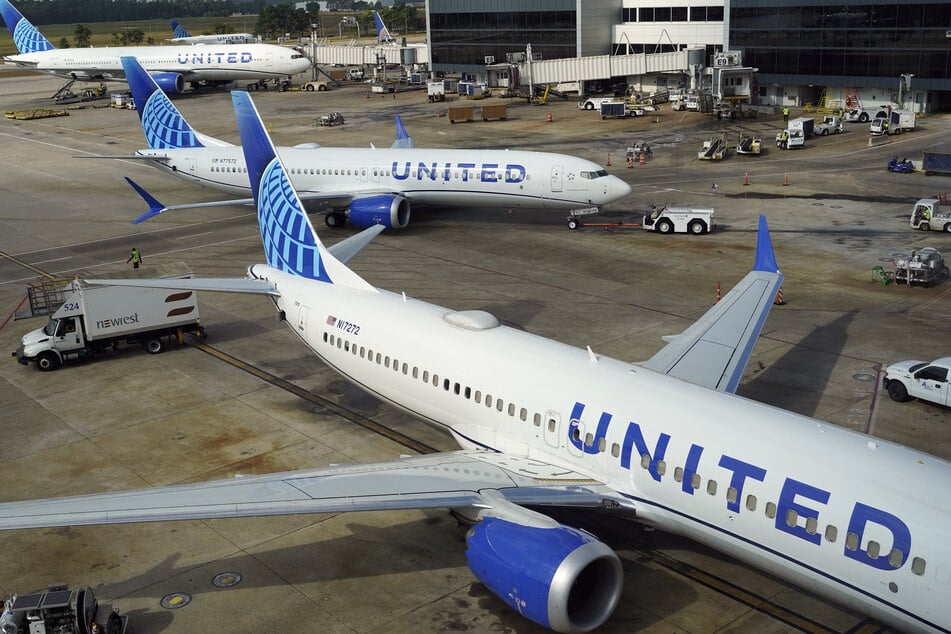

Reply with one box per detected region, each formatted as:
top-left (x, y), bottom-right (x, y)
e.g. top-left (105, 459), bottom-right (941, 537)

top-left (783, 173), bottom-right (789, 186)
top-left (716, 282), bottom-right (721, 303)
top-left (774, 287), bottom-right (786, 305)
top-left (606, 152), bottom-right (611, 166)
top-left (546, 112), bottom-right (553, 123)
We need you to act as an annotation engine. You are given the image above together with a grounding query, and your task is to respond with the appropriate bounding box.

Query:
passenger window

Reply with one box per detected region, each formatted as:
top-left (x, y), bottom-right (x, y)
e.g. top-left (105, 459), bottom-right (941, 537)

top-left (911, 557), bottom-right (926, 576)
top-left (765, 501), bottom-right (776, 519)
top-left (845, 532), bottom-right (859, 551)
top-left (547, 418), bottom-right (556, 432)
top-left (690, 473), bottom-right (701, 490)
top-left (402, 363), bottom-right (408, 374)
top-left (674, 467), bottom-right (683, 483)
top-left (611, 443), bottom-right (620, 457)
top-left (432, 374), bottom-right (439, 386)
top-left (867, 541), bottom-right (880, 559)
top-left (485, 395), bottom-right (493, 407)
top-left (707, 480), bottom-right (717, 496)
top-left (519, 407), bottom-right (527, 421)
top-left (824, 525), bottom-right (837, 543)
top-left (533, 412), bottom-right (541, 427)
top-left (785, 508), bottom-right (798, 527)
top-left (384, 356), bottom-right (390, 368)
top-left (745, 494), bottom-right (757, 511)
top-left (584, 432), bottom-right (593, 447)
top-left (507, 403), bottom-right (515, 416)
top-left (888, 548), bottom-right (903, 568)
top-left (323, 332), bottom-right (328, 342)
top-left (412, 366), bottom-right (418, 378)
top-left (465, 387), bottom-right (471, 399)
top-left (726, 487), bottom-right (738, 505)
top-left (598, 437), bottom-right (606, 452)
top-left (805, 516), bottom-right (818, 535)
top-left (496, 399), bottom-right (504, 412)
top-left (444, 379), bottom-right (450, 391)
top-left (422, 370), bottom-right (429, 382)
top-left (475, 390), bottom-right (482, 403)
top-left (640, 453), bottom-right (650, 469)
top-left (656, 460), bottom-right (666, 475)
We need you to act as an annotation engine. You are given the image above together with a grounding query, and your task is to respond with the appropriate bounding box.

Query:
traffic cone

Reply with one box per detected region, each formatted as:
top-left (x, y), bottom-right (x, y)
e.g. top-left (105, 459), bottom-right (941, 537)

top-left (606, 152), bottom-right (611, 167)
top-left (783, 173), bottom-right (789, 186)
top-left (774, 287), bottom-right (786, 305)
top-left (546, 112), bottom-right (553, 123)
top-left (716, 282), bottom-right (721, 303)
top-left (743, 171), bottom-right (749, 186)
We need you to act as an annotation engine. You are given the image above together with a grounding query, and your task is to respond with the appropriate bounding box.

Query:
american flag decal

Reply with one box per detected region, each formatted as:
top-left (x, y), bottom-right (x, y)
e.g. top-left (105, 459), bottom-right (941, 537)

top-left (326, 315), bottom-right (336, 326)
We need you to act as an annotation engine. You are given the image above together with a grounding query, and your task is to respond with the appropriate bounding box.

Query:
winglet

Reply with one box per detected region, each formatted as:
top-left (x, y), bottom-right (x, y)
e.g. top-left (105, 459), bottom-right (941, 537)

top-left (0, 0), bottom-right (54, 53)
top-left (753, 215), bottom-right (778, 273)
top-left (230, 91), bottom-right (375, 291)
top-left (390, 115), bottom-right (414, 149)
top-left (124, 177), bottom-right (168, 224)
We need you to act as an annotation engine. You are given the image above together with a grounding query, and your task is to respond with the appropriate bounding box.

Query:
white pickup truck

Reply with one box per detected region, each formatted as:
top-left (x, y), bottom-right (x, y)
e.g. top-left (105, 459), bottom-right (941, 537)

top-left (883, 357), bottom-right (951, 405)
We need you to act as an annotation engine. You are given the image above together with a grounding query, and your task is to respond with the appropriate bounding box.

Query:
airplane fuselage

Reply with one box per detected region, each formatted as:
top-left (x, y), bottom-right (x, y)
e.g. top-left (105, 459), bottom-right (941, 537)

top-left (5, 44), bottom-right (311, 83)
top-left (140, 146), bottom-right (630, 211)
top-left (253, 263), bottom-right (950, 633)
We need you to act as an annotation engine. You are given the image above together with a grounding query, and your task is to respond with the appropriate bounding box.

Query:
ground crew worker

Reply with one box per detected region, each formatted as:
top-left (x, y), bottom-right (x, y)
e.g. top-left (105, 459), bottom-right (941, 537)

top-left (882, 119), bottom-right (889, 134)
top-left (127, 247), bottom-right (143, 269)
top-left (779, 130), bottom-right (789, 150)
top-left (783, 106), bottom-right (789, 123)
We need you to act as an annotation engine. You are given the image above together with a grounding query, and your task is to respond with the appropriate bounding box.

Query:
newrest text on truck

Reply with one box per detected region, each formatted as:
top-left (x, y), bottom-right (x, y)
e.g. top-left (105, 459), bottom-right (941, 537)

top-left (13, 263), bottom-right (203, 371)
top-left (910, 198), bottom-right (951, 232)
top-left (870, 110), bottom-right (916, 135)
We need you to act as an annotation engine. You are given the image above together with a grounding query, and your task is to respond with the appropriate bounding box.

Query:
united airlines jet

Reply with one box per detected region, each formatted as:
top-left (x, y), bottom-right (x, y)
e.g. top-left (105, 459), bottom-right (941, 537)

top-left (168, 19), bottom-right (255, 45)
top-left (117, 56), bottom-right (631, 229)
top-left (0, 0), bottom-right (311, 93)
top-left (3, 91), bottom-right (948, 634)
top-left (373, 11), bottom-right (398, 46)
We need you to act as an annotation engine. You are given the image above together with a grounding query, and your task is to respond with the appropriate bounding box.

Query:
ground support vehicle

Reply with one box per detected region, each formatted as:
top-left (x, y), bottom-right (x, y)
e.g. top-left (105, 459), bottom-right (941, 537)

top-left (642, 206), bottom-right (715, 234)
top-left (13, 263), bottom-right (203, 371)
top-left (776, 129), bottom-right (804, 149)
top-left (698, 135), bottom-right (727, 159)
top-left (600, 102), bottom-right (643, 119)
top-left (303, 80), bottom-right (329, 92)
top-left (844, 106), bottom-right (890, 123)
top-left (870, 110), bottom-right (915, 135)
top-left (578, 96), bottom-right (616, 111)
top-left (788, 116), bottom-right (815, 138)
top-left (736, 133), bottom-right (762, 155)
top-left (882, 357), bottom-right (951, 405)
top-left (315, 111), bottom-right (344, 127)
top-left (910, 199), bottom-right (951, 232)
top-left (0, 584), bottom-right (126, 634)
top-left (427, 81), bottom-right (446, 102)
top-left (892, 247), bottom-right (949, 286)
top-left (887, 157), bottom-right (915, 173)
top-left (814, 115), bottom-right (843, 136)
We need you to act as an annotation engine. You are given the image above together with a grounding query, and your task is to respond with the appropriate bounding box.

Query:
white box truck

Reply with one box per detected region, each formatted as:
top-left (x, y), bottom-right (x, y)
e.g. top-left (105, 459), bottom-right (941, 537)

top-left (14, 263), bottom-right (203, 371)
top-left (870, 110), bottom-right (916, 135)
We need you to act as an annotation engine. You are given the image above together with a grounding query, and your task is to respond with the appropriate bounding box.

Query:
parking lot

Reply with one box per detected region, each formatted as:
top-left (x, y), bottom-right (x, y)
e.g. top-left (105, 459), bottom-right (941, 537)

top-left (0, 68), bottom-right (948, 632)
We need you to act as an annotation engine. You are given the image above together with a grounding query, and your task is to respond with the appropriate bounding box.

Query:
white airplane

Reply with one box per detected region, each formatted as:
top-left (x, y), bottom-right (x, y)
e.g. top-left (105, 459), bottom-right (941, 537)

top-left (168, 19), bottom-right (255, 45)
top-left (0, 0), bottom-right (311, 93)
top-left (3, 90), bottom-right (949, 634)
top-left (116, 55), bottom-right (631, 229)
top-left (373, 11), bottom-right (398, 46)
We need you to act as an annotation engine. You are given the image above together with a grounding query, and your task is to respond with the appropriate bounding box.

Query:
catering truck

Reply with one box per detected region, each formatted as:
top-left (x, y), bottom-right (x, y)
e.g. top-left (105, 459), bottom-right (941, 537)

top-left (14, 263), bottom-right (203, 371)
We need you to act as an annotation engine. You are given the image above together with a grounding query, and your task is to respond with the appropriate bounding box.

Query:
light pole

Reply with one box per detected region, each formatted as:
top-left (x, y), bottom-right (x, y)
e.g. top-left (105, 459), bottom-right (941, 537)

top-left (898, 74), bottom-right (913, 110)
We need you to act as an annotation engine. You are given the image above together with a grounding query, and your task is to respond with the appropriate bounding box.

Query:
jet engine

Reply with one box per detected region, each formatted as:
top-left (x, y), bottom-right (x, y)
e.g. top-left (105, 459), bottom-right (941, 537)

top-left (465, 517), bottom-right (623, 633)
top-left (150, 72), bottom-right (186, 95)
top-left (347, 194), bottom-right (410, 229)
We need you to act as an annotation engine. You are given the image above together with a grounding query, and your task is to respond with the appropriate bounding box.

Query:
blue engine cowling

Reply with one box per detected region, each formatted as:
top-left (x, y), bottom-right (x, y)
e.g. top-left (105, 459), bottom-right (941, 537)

top-left (348, 194), bottom-right (410, 229)
top-left (465, 517), bottom-right (623, 633)
top-left (151, 72), bottom-right (186, 95)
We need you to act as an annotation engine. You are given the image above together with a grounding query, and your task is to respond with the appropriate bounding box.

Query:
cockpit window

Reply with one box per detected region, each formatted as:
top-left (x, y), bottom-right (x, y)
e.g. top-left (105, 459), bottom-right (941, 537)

top-left (580, 169), bottom-right (610, 179)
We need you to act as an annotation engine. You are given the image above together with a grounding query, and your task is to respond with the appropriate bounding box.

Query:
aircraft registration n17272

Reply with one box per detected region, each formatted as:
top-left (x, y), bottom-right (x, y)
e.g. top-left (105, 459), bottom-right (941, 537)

top-left (2, 90), bottom-right (948, 633)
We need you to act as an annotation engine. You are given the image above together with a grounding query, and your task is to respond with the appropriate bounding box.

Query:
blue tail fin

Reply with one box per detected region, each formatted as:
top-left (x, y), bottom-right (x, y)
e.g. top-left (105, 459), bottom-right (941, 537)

top-left (373, 11), bottom-right (393, 44)
top-left (230, 91), bottom-right (374, 291)
top-left (170, 19), bottom-right (190, 39)
top-left (391, 115), bottom-right (414, 149)
top-left (0, 0), bottom-right (54, 53)
top-left (120, 56), bottom-right (205, 150)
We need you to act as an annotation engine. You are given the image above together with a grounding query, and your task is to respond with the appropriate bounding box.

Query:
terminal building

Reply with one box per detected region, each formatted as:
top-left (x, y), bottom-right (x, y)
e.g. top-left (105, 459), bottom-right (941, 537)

top-left (425, 0), bottom-right (951, 112)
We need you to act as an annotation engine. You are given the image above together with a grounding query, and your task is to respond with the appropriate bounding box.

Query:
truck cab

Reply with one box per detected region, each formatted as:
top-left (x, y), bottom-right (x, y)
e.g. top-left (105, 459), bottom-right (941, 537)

top-left (910, 198), bottom-right (951, 232)
top-left (883, 357), bottom-right (951, 405)
top-left (815, 115), bottom-right (843, 135)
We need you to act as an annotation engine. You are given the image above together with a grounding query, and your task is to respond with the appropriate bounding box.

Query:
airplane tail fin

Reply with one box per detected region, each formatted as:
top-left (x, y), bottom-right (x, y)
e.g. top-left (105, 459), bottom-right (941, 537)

top-left (231, 91), bottom-right (376, 291)
top-left (170, 19), bottom-right (190, 39)
top-left (390, 114), bottom-right (414, 149)
top-left (373, 11), bottom-right (393, 44)
top-left (0, 0), bottom-right (54, 53)
top-left (119, 56), bottom-right (229, 149)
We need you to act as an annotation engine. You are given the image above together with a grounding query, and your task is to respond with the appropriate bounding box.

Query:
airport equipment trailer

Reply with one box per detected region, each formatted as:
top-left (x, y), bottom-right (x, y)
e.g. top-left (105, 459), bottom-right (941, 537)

top-left (13, 263), bottom-right (203, 371)
top-left (891, 247), bottom-right (949, 287)
top-left (0, 584), bottom-right (126, 634)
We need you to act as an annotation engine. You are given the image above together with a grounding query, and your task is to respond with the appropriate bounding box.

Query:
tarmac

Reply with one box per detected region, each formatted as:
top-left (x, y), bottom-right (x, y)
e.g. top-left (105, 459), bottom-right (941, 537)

top-left (0, 68), bottom-right (949, 633)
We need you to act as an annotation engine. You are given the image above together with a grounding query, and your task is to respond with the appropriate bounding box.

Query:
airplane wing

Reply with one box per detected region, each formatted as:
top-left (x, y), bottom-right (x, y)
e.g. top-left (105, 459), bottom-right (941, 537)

top-left (640, 216), bottom-right (783, 393)
top-left (0, 451), bottom-right (626, 531)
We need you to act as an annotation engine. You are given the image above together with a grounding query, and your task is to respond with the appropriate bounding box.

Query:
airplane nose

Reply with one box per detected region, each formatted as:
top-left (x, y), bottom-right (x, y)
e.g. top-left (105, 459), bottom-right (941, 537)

top-left (611, 176), bottom-right (632, 201)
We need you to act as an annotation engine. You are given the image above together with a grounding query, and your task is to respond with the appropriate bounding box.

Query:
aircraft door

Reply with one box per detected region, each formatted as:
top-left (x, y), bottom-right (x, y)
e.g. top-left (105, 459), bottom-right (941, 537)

top-left (550, 165), bottom-right (563, 193)
top-left (360, 167), bottom-right (368, 183)
top-left (266, 53), bottom-right (273, 67)
top-left (297, 304), bottom-right (309, 334)
top-left (543, 410), bottom-right (561, 448)
top-left (188, 159), bottom-right (198, 176)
